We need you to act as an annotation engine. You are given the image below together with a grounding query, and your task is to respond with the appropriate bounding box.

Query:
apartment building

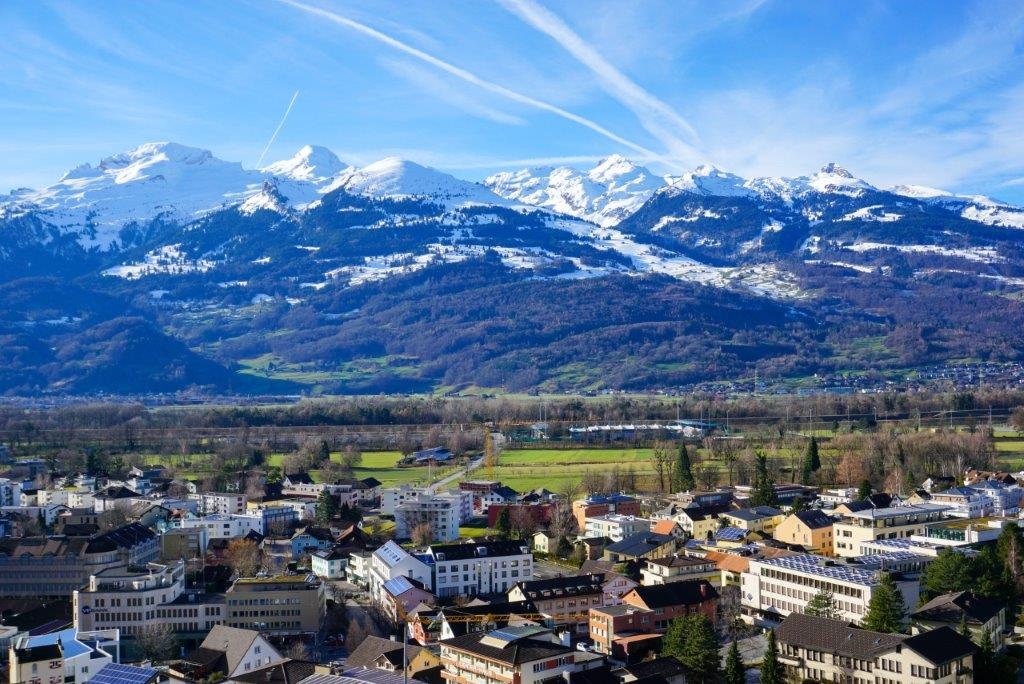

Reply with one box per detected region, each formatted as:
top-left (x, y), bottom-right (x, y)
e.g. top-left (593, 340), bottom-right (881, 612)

top-left (507, 574), bottom-right (605, 634)
top-left (425, 540), bottom-right (533, 599)
top-left (225, 574), bottom-right (325, 634)
top-left (9, 628), bottom-right (120, 684)
top-left (773, 510), bottom-right (835, 556)
top-left (741, 552), bottom-right (926, 625)
top-left (394, 491), bottom-right (472, 543)
top-left (161, 526), bottom-right (209, 559)
top-left (775, 613), bottom-right (976, 684)
top-left (588, 604), bottom-right (655, 656)
top-left (639, 555), bottom-right (718, 586)
top-left (620, 581), bottom-right (718, 630)
top-left (584, 514), bottom-right (651, 542)
top-left (0, 523), bottom-right (159, 599)
top-left (573, 494), bottom-right (641, 530)
top-left (720, 506), bottom-right (785, 534)
top-left (73, 561), bottom-right (225, 636)
top-left (177, 512), bottom-right (264, 539)
top-left (368, 541), bottom-right (434, 605)
top-left (197, 492), bottom-right (247, 515)
top-left (440, 627), bottom-right (583, 684)
top-left (832, 503), bottom-right (949, 557)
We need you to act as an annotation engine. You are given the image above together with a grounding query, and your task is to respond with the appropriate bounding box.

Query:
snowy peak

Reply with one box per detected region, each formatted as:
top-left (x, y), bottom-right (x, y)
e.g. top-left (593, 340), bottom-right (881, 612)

top-left (805, 163), bottom-right (874, 196)
top-left (666, 164), bottom-right (750, 198)
top-left (262, 144), bottom-right (347, 182)
top-left (330, 157), bottom-right (506, 206)
top-left (819, 162), bottom-right (853, 178)
top-left (484, 156), bottom-right (664, 226)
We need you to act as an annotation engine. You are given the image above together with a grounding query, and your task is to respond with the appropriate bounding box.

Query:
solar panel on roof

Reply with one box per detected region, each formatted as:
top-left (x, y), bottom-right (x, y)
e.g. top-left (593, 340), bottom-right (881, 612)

top-left (91, 663), bottom-right (157, 684)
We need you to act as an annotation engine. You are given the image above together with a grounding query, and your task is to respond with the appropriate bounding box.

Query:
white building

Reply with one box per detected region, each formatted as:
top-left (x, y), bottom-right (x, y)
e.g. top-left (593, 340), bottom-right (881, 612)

top-left (0, 479), bottom-right (23, 507)
top-left (197, 492), bottom-right (247, 515)
top-left (73, 561), bottom-right (225, 636)
top-left (583, 514), bottom-right (651, 542)
top-left (741, 552), bottom-right (927, 625)
top-left (424, 540), bottom-right (533, 599)
top-left (929, 487), bottom-right (993, 519)
top-left (176, 513), bottom-right (264, 538)
top-left (368, 541), bottom-right (433, 605)
top-left (311, 548), bottom-right (350, 580)
top-left (9, 628), bottom-right (120, 684)
top-left (381, 485), bottom-right (423, 516)
top-left (833, 503), bottom-right (949, 557)
top-left (394, 491), bottom-right (472, 543)
top-left (817, 487), bottom-right (858, 506)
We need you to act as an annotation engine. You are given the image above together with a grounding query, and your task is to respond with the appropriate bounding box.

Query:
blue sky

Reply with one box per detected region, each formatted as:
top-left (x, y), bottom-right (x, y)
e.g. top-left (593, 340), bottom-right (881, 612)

top-left (3, 0), bottom-right (1024, 202)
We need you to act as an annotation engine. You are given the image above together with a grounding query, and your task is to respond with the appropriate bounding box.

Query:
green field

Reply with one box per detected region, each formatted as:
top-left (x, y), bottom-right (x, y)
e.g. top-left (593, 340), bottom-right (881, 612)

top-left (477, 447), bottom-right (664, 492)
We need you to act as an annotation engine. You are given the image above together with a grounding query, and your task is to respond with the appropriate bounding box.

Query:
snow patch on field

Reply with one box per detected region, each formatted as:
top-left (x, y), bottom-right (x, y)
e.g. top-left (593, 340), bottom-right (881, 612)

top-left (844, 242), bottom-right (1003, 263)
top-left (102, 244), bottom-right (215, 279)
top-left (838, 205), bottom-right (902, 222)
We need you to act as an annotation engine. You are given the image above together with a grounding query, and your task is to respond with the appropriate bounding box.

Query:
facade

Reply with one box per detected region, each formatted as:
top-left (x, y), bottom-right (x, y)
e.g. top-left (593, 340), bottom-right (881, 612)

top-left (440, 627), bottom-right (583, 684)
top-left (225, 574), bottom-right (325, 634)
top-left (911, 591), bottom-right (1007, 649)
top-left (161, 527), bottom-right (208, 559)
top-left (741, 552), bottom-right (926, 625)
top-left (178, 625), bottom-right (286, 680)
top-left (602, 532), bottom-right (676, 563)
top-left (507, 574), bottom-right (605, 634)
top-left (640, 555), bottom-right (718, 586)
top-left (424, 540), bottom-right (533, 599)
top-left (368, 542), bottom-right (433, 605)
top-left (583, 514), bottom-right (651, 543)
top-left (773, 510), bottom-right (836, 556)
top-left (832, 504), bottom-right (949, 557)
top-left (198, 492), bottom-right (247, 515)
top-left (0, 523), bottom-right (158, 599)
top-left (720, 506), bottom-right (785, 533)
top-left (9, 628), bottom-right (119, 684)
top-left (775, 612), bottom-right (976, 684)
top-left (311, 548), bottom-right (350, 580)
top-left (394, 491), bottom-right (472, 543)
top-left (73, 561), bottom-right (225, 636)
top-left (177, 513), bottom-right (264, 539)
top-left (588, 604), bottom-right (655, 656)
top-left (619, 581), bottom-right (718, 631)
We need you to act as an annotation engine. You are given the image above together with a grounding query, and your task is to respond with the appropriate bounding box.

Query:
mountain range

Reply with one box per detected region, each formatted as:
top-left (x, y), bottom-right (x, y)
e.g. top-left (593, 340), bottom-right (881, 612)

top-left (3, 141), bottom-right (1024, 396)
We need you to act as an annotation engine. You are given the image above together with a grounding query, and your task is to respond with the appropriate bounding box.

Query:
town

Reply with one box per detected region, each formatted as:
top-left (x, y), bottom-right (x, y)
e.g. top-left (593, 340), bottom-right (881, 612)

top-left (0, 412), bottom-right (1020, 684)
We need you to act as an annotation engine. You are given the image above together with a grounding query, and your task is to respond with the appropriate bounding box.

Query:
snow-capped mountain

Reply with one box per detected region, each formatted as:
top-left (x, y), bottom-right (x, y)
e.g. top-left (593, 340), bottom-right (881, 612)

top-left (890, 184), bottom-right (1024, 229)
top-left (484, 154), bottom-right (666, 227)
top-left (325, 157), bottom-right (507, 208)
top-left (261, 144), bottom-right (347, 182)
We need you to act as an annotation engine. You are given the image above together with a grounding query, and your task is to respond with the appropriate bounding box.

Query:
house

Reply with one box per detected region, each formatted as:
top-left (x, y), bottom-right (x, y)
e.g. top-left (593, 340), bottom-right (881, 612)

top-left (775, 612), bottom-right (976, 684)
top-left (673, 505), bottom-right (729, 541)
top-left (911, 591), bottom-right (1007, 648)
top-left (311, 547), bottom-right (351, 580)
top-left (602, 532), bottom-right (676, 563)
top-left (290, 526), bottom-right (335, 557)
top-left (649, 519), bottom-right (685, 539)
top-left (773, 510), bottom-right (835, 556)
top-left (382, 576), bottom-right (436, 624)
top-left (507, 574), bottom-right (606, 634)
top-left (580, 560), bottom-right (638, 604)
top-left (922, 475), bottom-right (956, 493)
top-left (584, 515), bottom-right (651, 543)
top-left (639, 555), bottom-right (718, 586)
top-left (720, 506), bottom-right (785, 533)
top-left (573, 494), bottom-right (641, 530)
top-left (439, 626), bottom-right (589, 684)
top-left (8, 628), bottom-right (119, 684)
top-left (533, 530), bottom-right (557, 554)
top-left (174, 625), bottom-right (286, 680)
top-left (368, 542), bottom-right (433, 606)
top-left (345, 634), bottom-right (440, 677)
top-left (588, 603), bottom-right (656, 659)
top-left (619, 580), bottom-right (718, 630)
top-left (575, 536), bottom-right (611, 561)
top-left (281, 472), bottom-right (317, 497)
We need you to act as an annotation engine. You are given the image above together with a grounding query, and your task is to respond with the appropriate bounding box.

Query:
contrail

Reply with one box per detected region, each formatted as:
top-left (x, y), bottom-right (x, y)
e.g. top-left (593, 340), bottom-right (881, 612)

top-left (275, 0), bottom-right (662, 161)
top-left (497, 0), bottom-right (702, 167)
top-left (256, 90), bottom-right (300, 168)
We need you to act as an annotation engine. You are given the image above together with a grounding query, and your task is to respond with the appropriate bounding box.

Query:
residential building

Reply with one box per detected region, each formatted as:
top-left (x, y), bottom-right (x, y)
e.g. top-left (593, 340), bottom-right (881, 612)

top-left (161, 526), bottom-right (209, 559)
top-left (0, 478), bottom-right (23, 507)
top-left (177, 513), bottom-right (264, 539)
top-left (773, 510), bottom-right (835, 555)
top-left (507, 574), bottom-right (606, 634)
top-left (368, 542), bottom-right (433, 605)
top-left (311, 547), bottom-right (350, 580)
top-left (459, 481), bottom-right (519, 513)
top-left (281, 472), bottom-right (319, 497)
top-left (588, 603), bottom-right (655, 657)
top-left (602, 532), bottom-right (676, 563)
top-left (197, 492), bottom-right (247, 515)
top-left (720, 506), bottom-right (785, 534)
top-left (930, 487), bottom-right (993, 518)
top-left (247, 502), bottom-right (299, 533)
top-left (817, 487), bottom-right (858, 506)
top-left (73, 561), bottom-right (225, 636)
top-left (291, 526), bottom-right (335, 557)
top-left (966, 479), bottom-right (1023, 517)
top-left (0, 523), bottom-right (158, 599)
top-left (912, 591), bottom-right (1006, 648)
top-left (640, 555), bottom-right (718, 586)
top-left (424, 540), bottom-right (533, 599)
top-left (584, 514), bottom-right (651, 543)
top-left (439, 627), bottom-right (587, 684)
top-left (381, 485), bottom-right (421, 516)
top-left (381, 576), bottom-right (435, 623)
top-left (832, 503), bottom-right (949, 557)
top-left (619, 581), bottom-right (718, 630)
top-left (532, 530), bottom-right (556, 554)
top-left (733, 483), bottom-right (815, 507)
top-left (225, 574), bottom-right (325, 634)
top-left (912, 516), bottom-right (1011, 547)
top-left (673, 505), bottom-right (729, 541)
top-left (741, 552), bottom-right (927, 624)
top-left (573, 494), bottom-right (641, 530)
top-left (775, 612), bottom-right (976, 684)
top-left (172, 625), bottom-right (285, 681)
top-left (345, 634), bottom-right (440, 678)
top-left (394, 491), bottom-right (471, 543)
top-left (9, 628), bottom-right (120, 684)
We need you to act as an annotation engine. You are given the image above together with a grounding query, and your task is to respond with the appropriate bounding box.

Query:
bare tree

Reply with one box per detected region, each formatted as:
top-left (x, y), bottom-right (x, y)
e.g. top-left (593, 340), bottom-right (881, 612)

top-left (225, 538), bottom-right (261, 578)
top-left (696, 464), bottom-right (720, 491)
top-left (411, 521), bottom-right (434, 546)
top-left (282, 640), bottom-right (311, 660)
top-left (135, 624), bottom-right (179, 663)
top-left (98, 504), bottom-right (130, 531)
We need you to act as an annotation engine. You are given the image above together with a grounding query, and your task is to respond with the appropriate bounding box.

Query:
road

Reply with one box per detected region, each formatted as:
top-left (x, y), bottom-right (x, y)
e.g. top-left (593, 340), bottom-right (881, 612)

top-left (427, 456), bottom-right (483, 493)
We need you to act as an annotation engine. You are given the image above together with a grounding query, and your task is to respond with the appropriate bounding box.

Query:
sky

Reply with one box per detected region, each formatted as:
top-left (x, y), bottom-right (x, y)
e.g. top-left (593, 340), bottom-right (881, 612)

top-left (2, 0), bottom-right (1024, 203)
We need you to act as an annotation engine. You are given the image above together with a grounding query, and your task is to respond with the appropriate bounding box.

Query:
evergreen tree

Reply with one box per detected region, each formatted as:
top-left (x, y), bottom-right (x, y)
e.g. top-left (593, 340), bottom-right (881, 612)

top-left (857, 479), bottom-right (873, 501)
top-left (724, 639), bottom-right (745, 684)
top-left (678, 614), bottom-right (721, 684)
top-left (495, 507), bottom-right (512, 540)
top-left (760, 629), bottom-right (783, 684)
top-left (976, 628), bottom-right (994, 679)
top-left (801, 437), bottom-right (821, 485)
top-left (790, 496), bottom-right (807, 513)
top-left (315, 489), bottom-right (338, 524)
top-left (805, 589), bottom-right (839, 619)
top-left (862, 572), bottom-right (906, 633)
top-left (750, 453), bottom-right (778, 507)
top-left (920, 548), bottom-right (973, 599)
top-left (676, 443), bottom-right (695, 491)
top-left (958, 615), bottom-right (970, 637)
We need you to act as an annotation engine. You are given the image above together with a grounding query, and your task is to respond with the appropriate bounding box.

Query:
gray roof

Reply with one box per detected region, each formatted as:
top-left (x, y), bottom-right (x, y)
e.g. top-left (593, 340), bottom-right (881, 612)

top-left (775, 613), bottom-right (903, 659)
top-left (345, 635), bottom-right (424, 669)
top-left (197, 625), bottom-right (263, 674)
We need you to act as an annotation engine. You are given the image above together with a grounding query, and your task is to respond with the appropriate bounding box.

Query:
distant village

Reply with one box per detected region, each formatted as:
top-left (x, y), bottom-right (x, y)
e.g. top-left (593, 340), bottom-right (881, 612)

top-left (0, 434), bottom-right (1020, 684)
